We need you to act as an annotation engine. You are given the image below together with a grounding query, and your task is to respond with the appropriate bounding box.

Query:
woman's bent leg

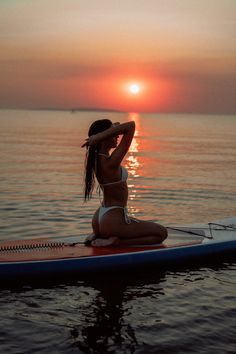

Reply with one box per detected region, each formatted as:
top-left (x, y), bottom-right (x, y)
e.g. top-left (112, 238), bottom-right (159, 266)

top-left (117, 220), bottom-right (168, 244)
top-left (100, 211), bottom-right (168, 245)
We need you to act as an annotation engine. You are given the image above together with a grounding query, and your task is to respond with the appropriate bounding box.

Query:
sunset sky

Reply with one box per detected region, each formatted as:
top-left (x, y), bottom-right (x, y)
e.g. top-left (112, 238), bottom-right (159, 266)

top-left (1, 0), bottom-right (236, 113)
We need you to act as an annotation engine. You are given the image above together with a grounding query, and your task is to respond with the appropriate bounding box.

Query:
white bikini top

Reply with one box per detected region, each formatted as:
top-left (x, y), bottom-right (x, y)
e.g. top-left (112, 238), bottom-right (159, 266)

top-left (97, 153), bottom-right (128, 187)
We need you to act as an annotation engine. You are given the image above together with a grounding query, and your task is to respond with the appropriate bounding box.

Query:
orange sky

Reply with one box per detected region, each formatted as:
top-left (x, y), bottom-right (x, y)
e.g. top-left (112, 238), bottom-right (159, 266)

top-left (0, 0), bottom-right (236, 113)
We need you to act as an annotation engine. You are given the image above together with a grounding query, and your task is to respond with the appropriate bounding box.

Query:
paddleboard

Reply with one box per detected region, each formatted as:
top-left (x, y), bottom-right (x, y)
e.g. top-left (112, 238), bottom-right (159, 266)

top-left (0, 217), bottom-right (235, 281)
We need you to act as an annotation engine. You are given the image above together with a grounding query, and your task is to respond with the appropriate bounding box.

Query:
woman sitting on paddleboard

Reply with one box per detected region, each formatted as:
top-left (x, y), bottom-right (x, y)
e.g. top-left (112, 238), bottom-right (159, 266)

top-left (82, 119), bottom-right (168, 246)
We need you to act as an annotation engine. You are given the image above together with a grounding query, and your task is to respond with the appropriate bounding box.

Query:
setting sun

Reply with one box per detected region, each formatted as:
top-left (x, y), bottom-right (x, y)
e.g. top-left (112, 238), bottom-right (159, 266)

top-left (129, 84), bottom-right (140, 94)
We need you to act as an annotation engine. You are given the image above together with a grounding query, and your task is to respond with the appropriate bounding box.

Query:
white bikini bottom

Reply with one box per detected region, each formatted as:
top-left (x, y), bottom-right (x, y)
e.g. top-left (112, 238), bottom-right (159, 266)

top-left (98, 206), bottom-right (139, 225)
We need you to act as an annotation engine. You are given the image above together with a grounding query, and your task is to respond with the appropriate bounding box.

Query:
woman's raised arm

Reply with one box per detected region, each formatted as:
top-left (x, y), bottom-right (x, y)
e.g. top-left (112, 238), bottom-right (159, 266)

top-left (84, 121), bottom-right (134, 147)
top-left (109, 121), bottom-right (135, 166)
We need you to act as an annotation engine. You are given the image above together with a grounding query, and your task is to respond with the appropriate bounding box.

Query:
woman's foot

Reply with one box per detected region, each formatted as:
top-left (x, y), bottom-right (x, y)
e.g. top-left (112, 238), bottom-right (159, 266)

top-left (84, 233), bottom-right (97, 246)
top-left (91, 237), bottom-right (120, 247)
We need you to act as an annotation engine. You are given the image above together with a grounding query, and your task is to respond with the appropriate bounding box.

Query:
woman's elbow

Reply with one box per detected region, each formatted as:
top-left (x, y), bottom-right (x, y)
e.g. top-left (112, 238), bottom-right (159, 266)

top-left (129, 121), bottom-right (135, 130)
top-left (130, 120), bottom-right (135, 127)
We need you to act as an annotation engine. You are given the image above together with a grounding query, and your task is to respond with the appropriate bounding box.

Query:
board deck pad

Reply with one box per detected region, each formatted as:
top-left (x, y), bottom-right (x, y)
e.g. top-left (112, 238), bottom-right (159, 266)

top-left (0, 233), bottom-right (202, 263)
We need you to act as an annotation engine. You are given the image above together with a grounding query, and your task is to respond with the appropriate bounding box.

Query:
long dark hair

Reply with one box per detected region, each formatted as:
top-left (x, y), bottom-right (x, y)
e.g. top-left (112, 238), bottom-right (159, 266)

top-left (84, 119), bottom-right (112, 201)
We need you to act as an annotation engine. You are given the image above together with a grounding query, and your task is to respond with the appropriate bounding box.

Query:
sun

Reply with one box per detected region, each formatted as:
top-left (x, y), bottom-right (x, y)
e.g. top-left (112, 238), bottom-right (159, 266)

top-left (129, 83), bottom-right (140, 94)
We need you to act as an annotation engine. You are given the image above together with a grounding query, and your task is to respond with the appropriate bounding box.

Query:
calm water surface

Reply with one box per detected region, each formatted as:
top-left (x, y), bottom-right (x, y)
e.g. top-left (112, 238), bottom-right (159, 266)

top-left (0, 110), bottom-right (236, 353)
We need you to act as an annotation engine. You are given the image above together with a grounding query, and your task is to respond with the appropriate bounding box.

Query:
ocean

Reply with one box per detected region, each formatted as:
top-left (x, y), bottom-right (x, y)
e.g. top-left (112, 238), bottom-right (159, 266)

top-left (0, 109), bottom-right (235, 353)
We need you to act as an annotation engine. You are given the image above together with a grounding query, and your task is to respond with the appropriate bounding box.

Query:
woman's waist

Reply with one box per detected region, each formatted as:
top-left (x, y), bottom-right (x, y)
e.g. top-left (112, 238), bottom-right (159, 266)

top-left (102, 191), bottom-right (128, 204)
top-left (101, 199), bottom-right (127, 208)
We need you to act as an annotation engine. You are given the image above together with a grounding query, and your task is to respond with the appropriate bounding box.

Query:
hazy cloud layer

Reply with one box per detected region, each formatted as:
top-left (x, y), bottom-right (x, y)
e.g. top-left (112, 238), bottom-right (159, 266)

top-left (0, 0), bottom-right (235, 113)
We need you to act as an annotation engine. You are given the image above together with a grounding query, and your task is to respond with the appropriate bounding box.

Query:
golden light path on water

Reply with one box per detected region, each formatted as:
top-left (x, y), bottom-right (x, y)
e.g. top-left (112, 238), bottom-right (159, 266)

top-left (125, 113), bottom-right (142, 214)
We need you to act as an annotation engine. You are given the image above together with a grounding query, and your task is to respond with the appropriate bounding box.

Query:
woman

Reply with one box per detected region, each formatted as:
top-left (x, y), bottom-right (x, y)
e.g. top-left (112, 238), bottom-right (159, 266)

top-left (82, 119), bottom-right (168, 246)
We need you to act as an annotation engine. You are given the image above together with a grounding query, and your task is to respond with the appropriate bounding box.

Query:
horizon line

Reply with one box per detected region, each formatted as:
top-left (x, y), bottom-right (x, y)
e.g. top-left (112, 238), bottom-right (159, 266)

top-left (0, 106), bottom-right (235, 116)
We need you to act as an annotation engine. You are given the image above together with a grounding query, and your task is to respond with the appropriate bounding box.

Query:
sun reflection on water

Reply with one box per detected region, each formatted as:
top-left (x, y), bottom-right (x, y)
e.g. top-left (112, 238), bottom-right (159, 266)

top-left (126, 113), bottom-right (141, 177)
top-left (126, 113), bottom-right (142, 207)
